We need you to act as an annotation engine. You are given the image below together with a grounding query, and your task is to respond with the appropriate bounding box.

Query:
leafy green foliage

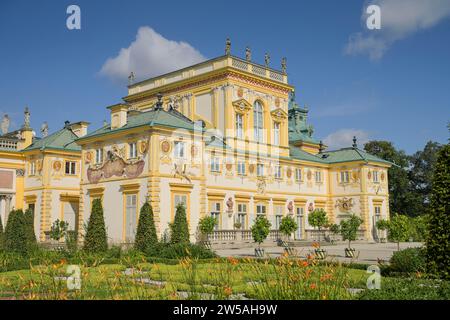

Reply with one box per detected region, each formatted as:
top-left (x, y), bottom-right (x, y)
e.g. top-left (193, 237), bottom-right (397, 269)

top-left (154, 243), bottom-right (217, 259)
top-left (83, 199), bottom-right (108, 253)
top-left (198, 216), bottom-right (217, 236)
top-left (329, 223), bottom-right (340, 235)
top-left (308, 209), bottom-right (329, 231)
top-left (407, 215), bottom-right (428, 241)
top-left (49, 219), bottom-right (69, 241)
top-left (376, 219), bottom-right (389, 231)
top-left (389, 214), bottom-right (410, 250)
top-left (170, 203), bottom-right (190, 244)
top-left (4, 210), bottom-right (29, 255)
top-left (279, 216), bottom-right (297, 238)
top-left (24, 208), bottom-right (36, 248)
top-left (134, 202), bottom-right (158, 254)
top-left (389, 247), bottom-right (426, 274)
top-left (339, 215), bottom-right (363, 248)
top-left (251, 215), bottom-right (271, 246)
top-left (425, 144), bottom-right (450, 280)
top-left (0, 213), bottom-right (4, 249)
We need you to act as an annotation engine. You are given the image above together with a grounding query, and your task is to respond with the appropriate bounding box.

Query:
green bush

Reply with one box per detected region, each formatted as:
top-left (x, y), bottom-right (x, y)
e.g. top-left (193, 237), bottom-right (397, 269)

top-left (251, 215), bottom-right (271, 247)
top-left (408, 215), bottom-right (428, 241)
top-left (198, 216), bottom-right (217, 240)
top-left (425, 144), bottom-right (450, 280)
top-left (83, 199), bottom-right (108, 253)
top-left (24, 208), bottom-right (37, 247)
top-left (340, 214), bottom-right (363, 248)
top-left (134, 202), bottom-right (158, 253)
top-left (388, 214), bottom-right (410, 250)
top-left (0, 213), bottom-right (4, 249)
top-left (170, 203), bottom-right (190, 244)
top-left (155, 243), bottom-right (216, 259)
top-left (4, 210), bottom-right (29, 255)
top-left (358, 277), bottom-right (450, 300)
top-left (308, 209), bottom-right (329, 241)
top-left (279, 216), bottom-right (297, 240)
top-left (389, 247), bottom-right (426, 274)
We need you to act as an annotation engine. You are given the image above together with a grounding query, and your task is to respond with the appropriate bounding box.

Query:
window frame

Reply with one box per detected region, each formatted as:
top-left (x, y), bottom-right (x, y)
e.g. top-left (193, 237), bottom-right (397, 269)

top-left (210, 157), bottom-right (221, 173)
top-left (237, 161), bottom-right (246, 176)
top-left (315, 170), bottom-right (322, 183)
top-left (65, 161), bottom-right (77, 175)
top-left (253, 101), bottom-right (264, 143)
top-left (340, 171), bottom-right (350, 184)
top-left (235, 113), bottom-right (244, 139)
top-left (257, 163), bottom-right (264, 177)
top-left (174, 141), bottom-right (186, 159)
top-left (273, 121), bottom-right (280, 145)
top-left (95, 148), bottom-right (103, 165)
top-left (295, 168), bottom-right (302, 182)
top-left (128, 142), bottom-right (137, 159)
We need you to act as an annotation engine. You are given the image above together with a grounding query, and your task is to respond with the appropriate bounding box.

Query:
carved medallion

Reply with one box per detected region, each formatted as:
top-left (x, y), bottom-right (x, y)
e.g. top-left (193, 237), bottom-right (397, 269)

top-left (237, 88), bottom-right (244, 98)
top-left (36, 160), bottom-right (43, 172)
top-left (351, 170), bottom-right (359, 182)
top-left (307, 169), bottom-right (312, 181)
top-left (308, 202), bottom-right (314, 212)
top-left (368, 171), bottom-right (372, 180)
top-left (226, 197), bottom-right (234, 212)
top-left (138, 140), bottom-right (148, 154)
top-left (161, 140), bottom-right (171, 153)
top-left (275, 98), bottom-right (280, 107)
top-left (287, 201), bottom-right (294, 214)
top-left (286, 168), bottom-right (292, 178)
top-left (226, 163), bottom-right (233, 171)
top-left (335, 197), bottom-right (354, 212)
top-left (381, 172), bottom-right (385, 182)
top-left (53, 161), bottom-right (62, 172)
top-left (256, 178), bottom-right (266, 194)
top-left (191, 144), bottom-right (198, 157)
top-left (248, 164), bottom-right (255, 174)
top-left (85, 151), bottom-right (92, 164)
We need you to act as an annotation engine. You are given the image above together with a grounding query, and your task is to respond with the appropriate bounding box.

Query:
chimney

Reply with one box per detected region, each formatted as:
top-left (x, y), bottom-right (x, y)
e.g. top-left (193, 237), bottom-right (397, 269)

top-left (70, 121), bottom-right (90, 137)
top-left (108, 103), bottom-right (128, 129)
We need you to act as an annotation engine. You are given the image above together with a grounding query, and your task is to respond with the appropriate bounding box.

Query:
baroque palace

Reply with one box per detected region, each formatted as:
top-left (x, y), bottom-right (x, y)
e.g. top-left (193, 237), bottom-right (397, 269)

top-left (0, 45), bottom-right (392, 245)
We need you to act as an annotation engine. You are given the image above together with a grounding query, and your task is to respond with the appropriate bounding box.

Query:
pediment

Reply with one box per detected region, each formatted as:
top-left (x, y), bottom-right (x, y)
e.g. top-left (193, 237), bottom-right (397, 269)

top-left (270, 107), bottom-right (288, 120)
top-left (232, 99), bottom-right (252, 113)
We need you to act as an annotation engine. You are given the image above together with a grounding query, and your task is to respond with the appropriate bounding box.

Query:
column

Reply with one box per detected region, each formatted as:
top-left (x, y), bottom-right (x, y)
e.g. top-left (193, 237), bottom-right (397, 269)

top-left (5, 194), bottom-right (12, 224)
top-left (0, 195), bottom-right (5, 228)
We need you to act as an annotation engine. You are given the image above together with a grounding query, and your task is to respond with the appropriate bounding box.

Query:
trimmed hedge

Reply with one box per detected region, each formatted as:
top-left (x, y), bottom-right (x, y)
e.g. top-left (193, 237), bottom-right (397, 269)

top-left (83, 199), bottom-right (108, 253)
top-left (389, 247), bottom-right (426, 275)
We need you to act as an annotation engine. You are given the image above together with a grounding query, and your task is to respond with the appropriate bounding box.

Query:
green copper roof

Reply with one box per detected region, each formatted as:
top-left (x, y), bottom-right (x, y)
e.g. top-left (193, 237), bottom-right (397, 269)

top-left (288, 144), bottom-right (327, 163)
top-left (79, 108), bottom-right (197, 141)
top-left (319, 147), bottom-right (393, 165)
top-left (24, 125), bottom-right (80, 152)
top-left (288, 92), bottom-right (321, 145)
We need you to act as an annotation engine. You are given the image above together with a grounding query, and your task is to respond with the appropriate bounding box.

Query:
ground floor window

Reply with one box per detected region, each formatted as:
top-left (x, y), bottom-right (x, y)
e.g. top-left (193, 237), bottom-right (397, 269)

top-left (295, 207), bottom-right (304, 240)
top-left (63, 202), bottom-right (78, 232)
top-left (173, 193), bottom-right (189, 223)
top-left (125, 194), bottom-right (137, 242)
top-left (210, 202), bottom-right (221, 230)
top-left (274, 205), bottom-right (283, 229)
top-left (236, 203), bottom-right (247, 229)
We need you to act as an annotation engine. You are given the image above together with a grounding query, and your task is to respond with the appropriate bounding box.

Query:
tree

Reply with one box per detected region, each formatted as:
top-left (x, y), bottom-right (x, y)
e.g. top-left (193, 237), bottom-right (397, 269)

top-left (308, 209), bottom-right (329, 241)
top-left (49, 219), bottom-right (69, 241)
top-left (251, 215), bottom-right (271, 248)
top-left (364, 141), bottom-right (412, 216)
top-left (198, 216), bottom-right (217, 242)
top-left (425, 144), bottom-right (450, 279)
top-left (24, 208), bottom-right (37, 247)
top-left (134, 202), bottom-right (158, 253)
top-left (408, 141), bottom-right (442, 216)
top-left (339, 215), bottom-right (363, 249)
top-left (83, 198), bottom-right (108, 253)
top-left (387, 214), bottom-right (410, 251)
top-left (279, 216), bottom-right (297, 241)
top-left (4, 209), bottom-right (28, 254)
top-left (170, 203), bottom-right (190, 244)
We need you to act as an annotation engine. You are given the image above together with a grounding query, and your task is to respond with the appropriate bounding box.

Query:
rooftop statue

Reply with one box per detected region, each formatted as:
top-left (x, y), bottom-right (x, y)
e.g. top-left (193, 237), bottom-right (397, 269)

top-left (1, 114), bottom-right (10, 135)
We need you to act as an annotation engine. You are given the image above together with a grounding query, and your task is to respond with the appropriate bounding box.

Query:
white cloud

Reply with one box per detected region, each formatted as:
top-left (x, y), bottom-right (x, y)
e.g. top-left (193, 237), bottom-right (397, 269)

top-left (345, 0), bottom-right (450, 60)
top-left (323, 129), bottom-right (370, 150)
top-left (100, 27), bottom-right (206, 83)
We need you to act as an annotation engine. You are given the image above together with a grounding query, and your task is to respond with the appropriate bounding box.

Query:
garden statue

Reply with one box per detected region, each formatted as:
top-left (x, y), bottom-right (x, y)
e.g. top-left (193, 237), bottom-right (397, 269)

top-left (225, 37), bottom-right (231, 55)
top-left (1, 114), bottom-right (9, 135)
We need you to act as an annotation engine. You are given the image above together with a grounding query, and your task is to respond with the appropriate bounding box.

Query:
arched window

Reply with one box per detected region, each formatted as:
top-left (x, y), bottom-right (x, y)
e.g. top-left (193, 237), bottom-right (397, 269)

top-left (253, 101), bottom-right (264, 142)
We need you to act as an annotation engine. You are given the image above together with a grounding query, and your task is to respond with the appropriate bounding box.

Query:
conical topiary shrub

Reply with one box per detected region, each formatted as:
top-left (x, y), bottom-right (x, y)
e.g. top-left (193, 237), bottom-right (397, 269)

top-left (134, 202), bottom-right (158, 253)
top-left (24, 208), bottom-right (37, 248)
top-left (4, 209), bottom-right (28, 254)
top-left (170, 203), bottom-right (189, 244)
top-left (83, 198), bottom-right (108, 253)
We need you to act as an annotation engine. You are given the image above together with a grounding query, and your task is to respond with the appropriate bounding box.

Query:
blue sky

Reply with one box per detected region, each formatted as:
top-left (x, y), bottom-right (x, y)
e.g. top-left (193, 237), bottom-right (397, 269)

top-left (0, 0), bottom-right (449, 153)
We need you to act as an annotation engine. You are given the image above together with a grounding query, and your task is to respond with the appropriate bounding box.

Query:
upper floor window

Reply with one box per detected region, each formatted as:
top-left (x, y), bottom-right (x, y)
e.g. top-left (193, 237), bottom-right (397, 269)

top-left (315, 171), bottom-right (322, 183)
top-left (236, 113), bottom-right (243, 139)
top-left (373, 171), bottom-right (379, 183)
top-left (174, 141), bottom-right (185, 159)
top-left (129, 142), bottom-right (137, 159)
top-left (295, 168), bottom-right (302, 181)
top-left (274, 166), bottom-right (282, 179)
top-left (95, 148), bottom-right (103, 164)
top-left (257, 163), bottom-right (264, 177)
top-left (340, 171), bottom-right (350, 183)
top-left (273, 122), bottom-right (280, 145)
top-left (29, 161), bottom-right (36, 176)
top-left (256, 204), bottom-right (266, 216)
top-left (65, 161), bottom-right (76, 175)
top-left (237, 161), bottom-right (246, 175)
top-left (253, 101), bottom-right (264, 143)
top-left (210, 157), bottom-right (220, 172)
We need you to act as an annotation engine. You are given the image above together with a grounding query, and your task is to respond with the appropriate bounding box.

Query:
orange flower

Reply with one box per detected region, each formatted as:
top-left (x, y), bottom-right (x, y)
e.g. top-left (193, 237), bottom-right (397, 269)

top-left (309, 283), bottom-right (317, 290)
top-left (306, 254), bottom-right (314, 260)
top-left (301, 260), bottom-right (309, 267)
top-left (320, 274), bottom-right (332, 282)
top-left (227, 257), bottom-right (239, 266)
top-left (305, 269), bottom-right (313, 278)
top-left (312, 242), bottom-right (320, 249)
top-left (224, 286), bottom-right (233, 297)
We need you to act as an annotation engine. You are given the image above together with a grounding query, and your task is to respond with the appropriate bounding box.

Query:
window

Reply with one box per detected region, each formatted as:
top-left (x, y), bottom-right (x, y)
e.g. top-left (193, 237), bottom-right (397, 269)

top-left (129, 142), bottom-right (137, 159)
top-left (273, 122), bottom-right (280, 145)
top-left (173, 194), bottom-right (188, 222)
top-left (29, 162), bottom-right (36, 176)
top-left (125, 194), bottom-right (137, 242)
top-left (237, 161), bottom-right (246, 175)
top-left (210, 157), bottom-right (220, 172)
top-left (65, 161), bottom-right (76, 175)
top-left (210, 202), bottom-right (221, 230)
top-left (315, 171), bottom-right (322, 183)
top-left (256, 204), bottom-right (266, 216)
top-left (253, 101), bottom-right (264, 143)
top-left (295, 168), bottom-right (302, 181)
top-left (236, 113), bottom-right (243, 139)
top-left (340, 171), bottom-right (350, 183)
top-left (295, 207), bottom-right (304, 240)
top-left (275, 205), bottom-right (283, 229)
top-left (95, 148), bottom-right (103, 164)
top-left (237, 203), bottom-right (247, 229)
top-left (63, 202), bottom-right (78, 231)
top-left (373, 171), bottom-right (379, 183)
top-left (274, 166), bottom-right (282, 179)
top-left (375, 206), bottom-right (381, 216)
top-left (257, 164), bottom-right (264, 177)
top-left (174, 141), bottom-right (185, 159)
